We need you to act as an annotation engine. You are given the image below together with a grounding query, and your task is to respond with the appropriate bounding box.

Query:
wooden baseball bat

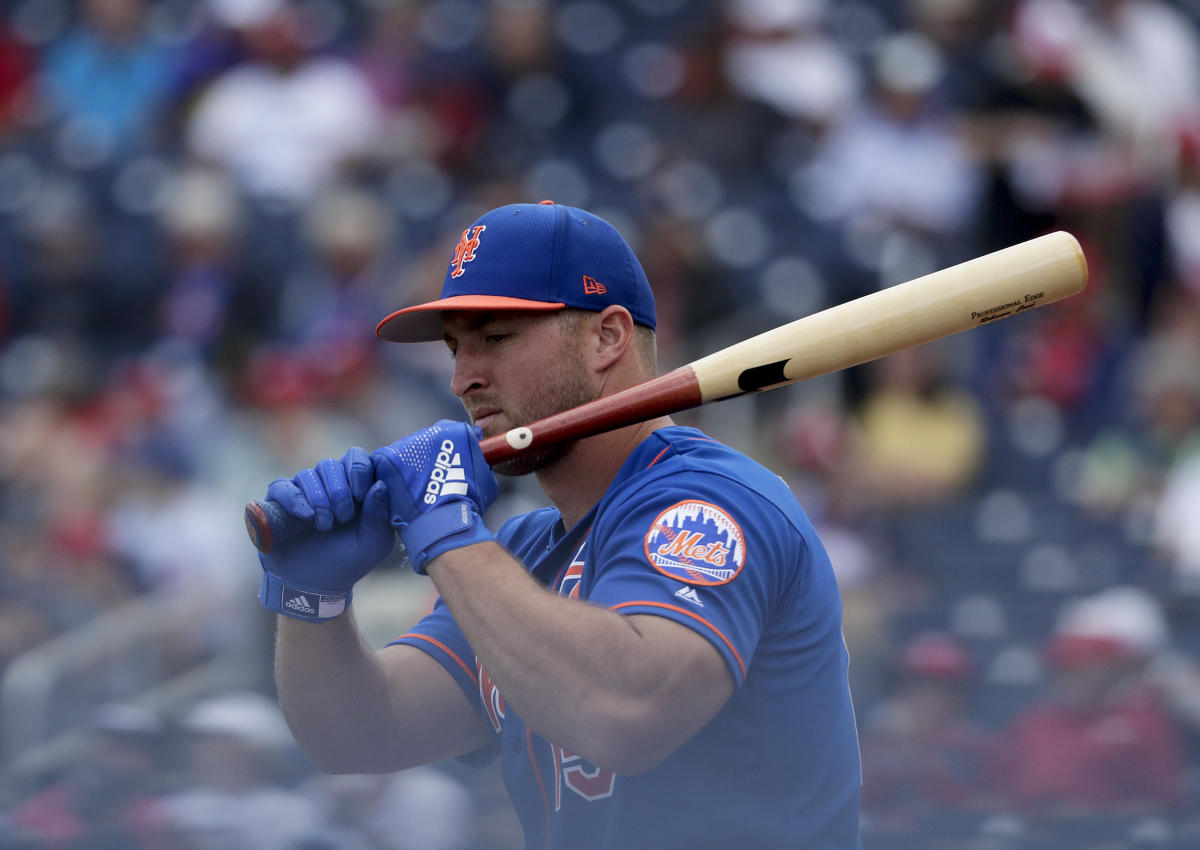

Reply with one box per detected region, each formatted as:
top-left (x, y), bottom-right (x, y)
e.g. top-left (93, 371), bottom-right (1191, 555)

top-left (246, 230), bottom-right (1087, 552)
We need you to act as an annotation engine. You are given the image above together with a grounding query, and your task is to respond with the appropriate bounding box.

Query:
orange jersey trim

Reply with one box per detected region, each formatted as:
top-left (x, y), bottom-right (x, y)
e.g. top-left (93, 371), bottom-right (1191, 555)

top-left (644, 435), bottom-right (717, 470)
top-left (395, 633), bottom-right (478, 687)
top-left (646, 445), bottom-right (671, 468)
top-left (609, 601), bottom-right (747, 680)
top-left (527, 727), bottom-right (553, 850)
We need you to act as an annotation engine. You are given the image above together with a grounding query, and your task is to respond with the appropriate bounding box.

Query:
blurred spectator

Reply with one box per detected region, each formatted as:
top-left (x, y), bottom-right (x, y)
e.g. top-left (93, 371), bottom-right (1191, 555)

top-left (484, 0), bottom-right (556, 80)
top-left (155, 165), bottom-right (272, 373)
top-left (1167, 115), bottom-right (1200, 293)
top-left (801, 30), bottom-right (983, 262)
top-left (158, 691), bottom-right (323, 850)
top-left (466, 0), bottom-right (580, 178)
top-left (963, 0), bottom-right (1146, 273)
top-left (1014, 0), bottom-right (1200, 171)
top-left (95, 355), bottom-right (255, 654)
top-left (907, 0), bottom-right (999, 111)
top-left (861, 631), bottom-right (1002, 831)
top-left (185, 1), bottom-right (384, 205)
top-left (39, 0), bottom-right (172, 160)
top-left (280, 184), bottom-right (396, 351)
top-left (11, 177), bottom-right (115, 360)
top-left (214, 345), bottom-right (381, 510)
top-left (103, 430), bottom-right (250, 602)
top-left (165, 0), bottom-right (256, 112)
top-left (354, 0), bottom-right (426, 111)
top-left (8, 702), bottom-right (170, 849)
top-left (0, 388), bottom-right (141, 627)
top-left (625, 212), bottom-right (731, 364)
top-left (1132, 292), bottom-right (1200, 459)
top-left (299, 768), bottom-right (475, 850)
top-left (1051, 287), bottom-right (1197, 531)
top-left (1116, 291), bottom-right (1200, 591)
top-left (1153, 449), bottom-right (1200, 594)
top-left (0, 21), bottom-right (34, 138)
top-left (351, 0), bottom-right (485, 174)
top-left (0, 600), bottom-right (54, 682)
top-left (235, 183), bottom-right (400, 430)
top-left (1000, 588), bottom-right (1186, 818)
top-left (721, 0), bottom-right (861, 131)
top-left (772, 396), bottom-right (904, 710)
top-left (1004, 302), bottom-right (1110, 420)
top-left (831, 344), bottom-right (985, 515)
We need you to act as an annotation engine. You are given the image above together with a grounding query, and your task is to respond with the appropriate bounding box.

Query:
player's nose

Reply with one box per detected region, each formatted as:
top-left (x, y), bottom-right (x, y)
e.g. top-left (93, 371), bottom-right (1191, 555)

top-left (449, 347), bottom-right (489, 398)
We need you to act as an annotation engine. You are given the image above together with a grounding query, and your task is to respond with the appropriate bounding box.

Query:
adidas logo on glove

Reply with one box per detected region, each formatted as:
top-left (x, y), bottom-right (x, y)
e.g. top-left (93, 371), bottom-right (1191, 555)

top-left (425, 439), bottom-right (470, 504)
top-left (284, 591), bottom-right (317, 616)
top-left (274, 586), bottom-right (345, 621)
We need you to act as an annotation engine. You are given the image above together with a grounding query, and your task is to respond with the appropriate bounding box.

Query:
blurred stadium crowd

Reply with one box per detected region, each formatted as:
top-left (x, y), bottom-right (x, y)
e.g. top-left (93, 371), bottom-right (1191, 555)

top-left (1, 0), bottom-right (1200, 846)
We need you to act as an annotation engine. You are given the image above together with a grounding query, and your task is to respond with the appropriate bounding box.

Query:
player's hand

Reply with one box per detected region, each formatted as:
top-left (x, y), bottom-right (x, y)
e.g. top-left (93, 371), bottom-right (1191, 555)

top-left (256, 447), bottom-right (395, 622)
top-left (370, 420), bottom-right (498, 574)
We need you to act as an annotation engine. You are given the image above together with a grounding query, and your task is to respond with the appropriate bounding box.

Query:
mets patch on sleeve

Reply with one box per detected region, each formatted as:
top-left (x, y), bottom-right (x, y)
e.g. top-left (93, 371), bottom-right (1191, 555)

top-left (642, 500), bottom-right (746, 586)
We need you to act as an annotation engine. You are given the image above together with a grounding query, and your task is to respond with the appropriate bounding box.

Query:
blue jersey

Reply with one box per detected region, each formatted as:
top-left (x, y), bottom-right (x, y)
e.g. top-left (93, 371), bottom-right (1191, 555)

top-left (391, 427), bottom-right (862, 849)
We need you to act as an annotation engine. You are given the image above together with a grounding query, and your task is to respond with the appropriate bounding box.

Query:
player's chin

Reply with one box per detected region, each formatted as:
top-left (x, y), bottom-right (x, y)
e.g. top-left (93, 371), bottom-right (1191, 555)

top-left (492, 443), bottom-right (564, 477)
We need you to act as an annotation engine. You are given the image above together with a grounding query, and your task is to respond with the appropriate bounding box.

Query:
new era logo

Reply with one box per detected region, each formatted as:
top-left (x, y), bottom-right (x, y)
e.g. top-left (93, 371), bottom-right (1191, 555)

top-left (674, 585), bottom-right (703, 607)
top-left (582, 275), bottom-right (607, 295)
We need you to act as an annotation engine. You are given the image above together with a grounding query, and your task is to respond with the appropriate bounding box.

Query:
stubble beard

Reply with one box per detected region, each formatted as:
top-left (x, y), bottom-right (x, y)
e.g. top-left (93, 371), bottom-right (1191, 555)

top-left (483, 350), bottom-right (595, 478)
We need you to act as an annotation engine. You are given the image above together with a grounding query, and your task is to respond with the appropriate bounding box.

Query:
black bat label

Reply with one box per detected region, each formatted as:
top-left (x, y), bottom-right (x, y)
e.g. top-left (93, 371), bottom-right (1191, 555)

top-left (738, 359), bottom-right (791, 392)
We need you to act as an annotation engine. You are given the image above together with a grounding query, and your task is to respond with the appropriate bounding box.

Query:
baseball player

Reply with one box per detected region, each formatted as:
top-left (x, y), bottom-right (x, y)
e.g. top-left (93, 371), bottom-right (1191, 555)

top-left (257, 202), bottom-right (863, 849)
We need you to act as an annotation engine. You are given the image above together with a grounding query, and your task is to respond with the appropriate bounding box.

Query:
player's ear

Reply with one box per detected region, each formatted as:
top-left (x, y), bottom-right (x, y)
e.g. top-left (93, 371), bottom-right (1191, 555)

top-left (590, 305), bottom-right (635, 372)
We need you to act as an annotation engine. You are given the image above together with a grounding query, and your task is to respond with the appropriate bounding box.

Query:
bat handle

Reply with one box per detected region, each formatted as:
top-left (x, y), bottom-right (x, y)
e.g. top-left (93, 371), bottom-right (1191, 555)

top-left (245, 367), bottom-right (701, 552)
top-left (244, 499), bottom-right (311, 554)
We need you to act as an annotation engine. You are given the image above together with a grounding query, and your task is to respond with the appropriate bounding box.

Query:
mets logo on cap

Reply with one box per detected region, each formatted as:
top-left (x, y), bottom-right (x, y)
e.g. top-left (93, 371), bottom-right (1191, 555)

top-left (643, 500), bottom-right (746, 586)
top-left (450, 225), bottom-right (486, 278)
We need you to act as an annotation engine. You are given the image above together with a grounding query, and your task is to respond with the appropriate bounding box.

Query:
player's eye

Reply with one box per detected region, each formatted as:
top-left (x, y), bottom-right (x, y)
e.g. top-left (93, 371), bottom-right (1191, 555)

top-left (484, 333), bottom-right (510, 344)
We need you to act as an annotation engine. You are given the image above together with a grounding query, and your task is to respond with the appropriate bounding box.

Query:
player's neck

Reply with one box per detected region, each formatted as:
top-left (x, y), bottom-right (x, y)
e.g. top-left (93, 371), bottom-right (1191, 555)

top-left (537, 416), bottom-right (674, 530)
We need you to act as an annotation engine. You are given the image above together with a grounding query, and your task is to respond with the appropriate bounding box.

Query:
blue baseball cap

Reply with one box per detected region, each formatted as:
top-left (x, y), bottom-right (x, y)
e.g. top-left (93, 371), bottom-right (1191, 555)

top-left (376, 201), bottom-right (657, 342)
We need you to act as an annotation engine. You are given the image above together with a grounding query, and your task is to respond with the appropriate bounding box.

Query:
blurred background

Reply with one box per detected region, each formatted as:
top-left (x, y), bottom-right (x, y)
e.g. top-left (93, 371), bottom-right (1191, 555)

top-left (0, 0), bottom-right (1198, 847)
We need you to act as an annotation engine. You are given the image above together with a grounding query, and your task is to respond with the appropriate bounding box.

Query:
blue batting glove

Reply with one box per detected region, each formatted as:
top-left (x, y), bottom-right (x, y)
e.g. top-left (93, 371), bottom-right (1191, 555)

top-left (257, 447), bottom-right (395, 622)
top-left (370, 420), bottom-right (498, 574)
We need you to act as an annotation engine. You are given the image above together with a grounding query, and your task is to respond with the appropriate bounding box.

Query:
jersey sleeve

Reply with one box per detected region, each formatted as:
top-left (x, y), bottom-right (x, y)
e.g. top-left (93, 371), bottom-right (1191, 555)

top-left (585, 472), bottom-right (802, 688)
top-left (387, 599), bottom-right (501, 767)
top-left (383, 512), bottom-right (548, 765)
top-left (388, 597), bottom-right (480, 706)
top-left (384, 509), bottom-right (542, 702)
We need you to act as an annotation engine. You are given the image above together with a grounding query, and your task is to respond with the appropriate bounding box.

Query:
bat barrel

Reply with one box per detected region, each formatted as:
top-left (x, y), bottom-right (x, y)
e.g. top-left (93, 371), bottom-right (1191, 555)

top-left (689, 230), bottom-right (1088, 401)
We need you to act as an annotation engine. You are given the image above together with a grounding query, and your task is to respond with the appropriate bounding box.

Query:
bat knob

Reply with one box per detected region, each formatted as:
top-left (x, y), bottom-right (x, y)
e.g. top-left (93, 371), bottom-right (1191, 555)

top-left (244, 499), bottom-right (310, 553)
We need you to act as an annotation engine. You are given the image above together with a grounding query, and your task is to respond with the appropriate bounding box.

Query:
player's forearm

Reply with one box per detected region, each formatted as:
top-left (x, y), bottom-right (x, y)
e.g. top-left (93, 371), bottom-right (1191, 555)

top-left (427, 542), bottom-right (691, 772)
top-left (273, 612), bottom-right (411, 773)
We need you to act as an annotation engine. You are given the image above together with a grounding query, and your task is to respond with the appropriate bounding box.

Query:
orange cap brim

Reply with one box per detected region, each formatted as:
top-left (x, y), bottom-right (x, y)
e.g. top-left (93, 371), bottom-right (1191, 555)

top-left (376, 295), bottom-right (568, 342)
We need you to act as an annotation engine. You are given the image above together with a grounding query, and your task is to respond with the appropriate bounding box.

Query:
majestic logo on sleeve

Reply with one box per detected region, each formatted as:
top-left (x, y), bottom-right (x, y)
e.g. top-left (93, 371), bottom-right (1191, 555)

top-left (644, 500), bottom-right (746, 585)
top-left (450, 225), bottom-right (486, 277)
